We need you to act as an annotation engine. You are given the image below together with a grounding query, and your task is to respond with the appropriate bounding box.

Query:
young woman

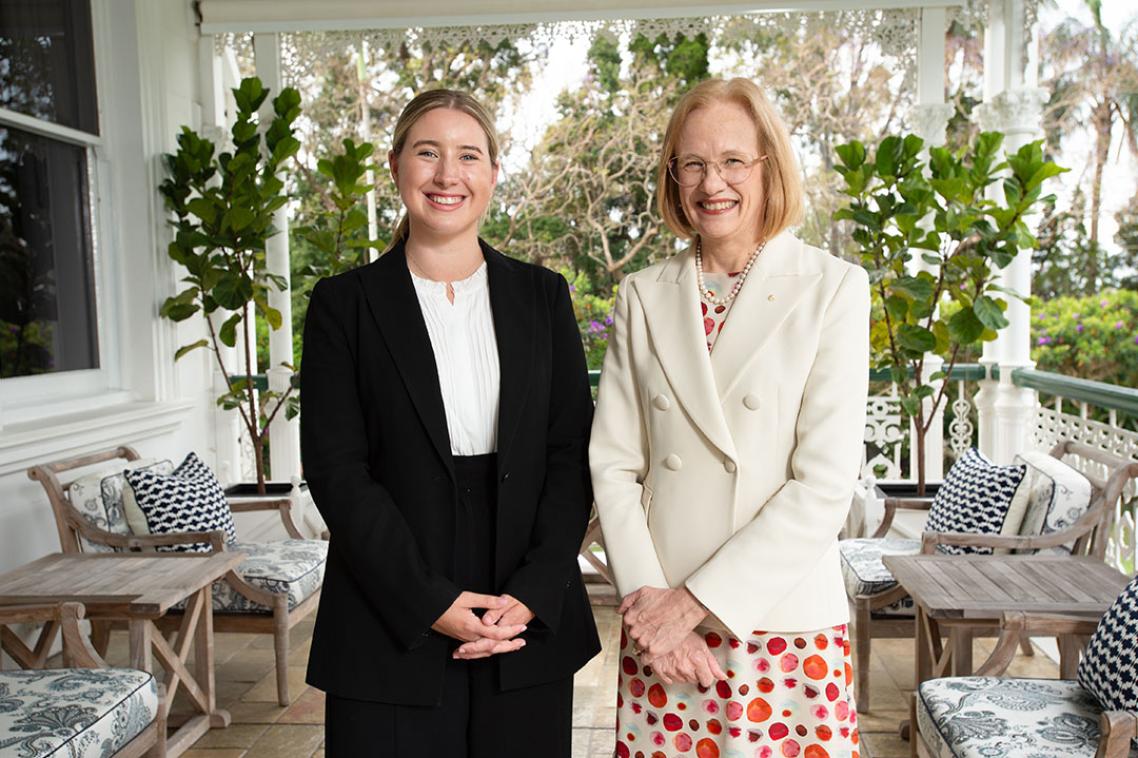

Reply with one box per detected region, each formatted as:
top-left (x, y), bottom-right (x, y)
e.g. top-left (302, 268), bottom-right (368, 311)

top-left (591, 77), bottom-right (869, 758)
top-left (301, 89), bottom-right (600, 757)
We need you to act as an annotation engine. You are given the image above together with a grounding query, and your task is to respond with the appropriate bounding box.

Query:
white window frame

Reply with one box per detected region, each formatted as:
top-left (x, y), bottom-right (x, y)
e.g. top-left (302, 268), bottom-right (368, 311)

top-left (0, 0), bottom-right (128, 427)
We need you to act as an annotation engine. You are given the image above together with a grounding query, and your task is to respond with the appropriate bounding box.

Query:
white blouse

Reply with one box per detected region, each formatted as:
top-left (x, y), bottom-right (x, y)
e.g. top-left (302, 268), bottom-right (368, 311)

top-left (409, 261), bottom-right (501, 456)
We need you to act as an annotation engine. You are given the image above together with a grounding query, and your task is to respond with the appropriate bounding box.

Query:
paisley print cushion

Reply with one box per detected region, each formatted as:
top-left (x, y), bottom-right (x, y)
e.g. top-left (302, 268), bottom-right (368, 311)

top-left (0, 667), bottom-right (158, 758)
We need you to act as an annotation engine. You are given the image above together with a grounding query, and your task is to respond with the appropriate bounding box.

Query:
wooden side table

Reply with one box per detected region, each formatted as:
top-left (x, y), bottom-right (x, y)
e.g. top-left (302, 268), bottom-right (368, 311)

top-left (882, 553), bottom-right (1127, 753)
top-left (0, 551), bottom-right (246, 757)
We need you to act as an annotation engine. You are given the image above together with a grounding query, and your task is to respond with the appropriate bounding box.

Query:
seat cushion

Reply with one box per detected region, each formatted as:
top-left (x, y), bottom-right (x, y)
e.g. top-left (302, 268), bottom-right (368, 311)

top-left (916, 676), bottom-right (1128, 758)
top-left (124, 452), bottom-right (237, 552)
top-left (1014, 450), bottom-right (1094, 555)
top-left (212, 539), bottom-right (328, 613)
top-left (839, 537), bottom-right (921, 597)
top-left (0, 667), bottom-right (158, 758)
top-left (925, 448), bottom-right (1029, 556)
top-left (1078, 574), bottom-right (1138, 713)
top-left (67, 459), bottom-right (173, 553)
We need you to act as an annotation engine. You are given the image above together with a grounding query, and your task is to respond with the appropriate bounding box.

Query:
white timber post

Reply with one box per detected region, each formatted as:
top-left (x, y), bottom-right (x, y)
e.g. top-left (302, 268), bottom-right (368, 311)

top-left (974, 0), bottom-right (1044, 463)
top-left (909, 6), bottom-right (954, 481)
top-left (254, 33), bottom-right (302, 482)
top-left (200, 34), bottom-right (244, 487)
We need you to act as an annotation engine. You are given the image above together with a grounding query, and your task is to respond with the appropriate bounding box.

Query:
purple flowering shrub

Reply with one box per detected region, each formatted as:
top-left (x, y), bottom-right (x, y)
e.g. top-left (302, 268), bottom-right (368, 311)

top-left (562, 269), bottom-right (616, 370)
top-left (1031, 288), bottom-right (1138, 389)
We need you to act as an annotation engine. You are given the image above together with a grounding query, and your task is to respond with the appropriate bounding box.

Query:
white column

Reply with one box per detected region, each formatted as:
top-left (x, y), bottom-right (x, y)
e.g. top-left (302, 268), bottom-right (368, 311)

top-left (974, 0), bottom-right (1045, 463)
top-left (200, 34), bottom-right (243, 486)
top-left (254, 33), bottom-right (301, 482)
top-left (908, 7), bottom-right (954, 481)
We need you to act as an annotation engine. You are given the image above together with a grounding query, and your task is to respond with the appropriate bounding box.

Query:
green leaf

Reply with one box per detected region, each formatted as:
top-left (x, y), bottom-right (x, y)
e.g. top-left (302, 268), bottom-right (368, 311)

top-left (835, 141), bottom-right (866, 170)
top-left (947, 307), bottom-right (985, 343)
top-left (973, 295), bottom-right (1010, 330)
top-left (175, 339), bottom-right (209, 361)
top-left (897, 324), bottom-right (937, 352)
top-left (892, 275), bottom-right (935, 302)
top-left (219, 313), bottom-right (242, 348)
top-left (213, 273), bottom-right (254, 310)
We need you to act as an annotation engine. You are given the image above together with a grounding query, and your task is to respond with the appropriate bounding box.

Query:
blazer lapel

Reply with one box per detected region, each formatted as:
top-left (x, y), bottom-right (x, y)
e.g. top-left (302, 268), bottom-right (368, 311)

top-left (635, 251), bottom-right (737, 460)
top-left (359, 241), bottom-right (455, 480)
top-left (709, 231), bottom-right (823, 399)
top-left (482, 241), bottom-right (534, 468)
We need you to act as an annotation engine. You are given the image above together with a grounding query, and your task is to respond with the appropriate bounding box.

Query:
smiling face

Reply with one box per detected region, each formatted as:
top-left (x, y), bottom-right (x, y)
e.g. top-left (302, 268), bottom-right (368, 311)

top-left (389, 106), bottom-right (498, 244)
top-left (674, 99), bottom-right (765, 248)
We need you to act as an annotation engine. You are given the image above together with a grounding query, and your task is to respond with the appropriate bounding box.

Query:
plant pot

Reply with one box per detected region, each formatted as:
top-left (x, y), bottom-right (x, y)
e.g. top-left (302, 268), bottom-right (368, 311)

top-left (224, 481), bottom-right (307, 498)
top-left (845, 479), bottom-right (943, 540)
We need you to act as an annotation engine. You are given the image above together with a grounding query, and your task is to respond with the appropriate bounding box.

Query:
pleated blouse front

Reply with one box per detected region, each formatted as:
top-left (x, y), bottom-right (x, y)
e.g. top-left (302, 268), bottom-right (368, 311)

top-left (409, 261), bottom-right (501, 456)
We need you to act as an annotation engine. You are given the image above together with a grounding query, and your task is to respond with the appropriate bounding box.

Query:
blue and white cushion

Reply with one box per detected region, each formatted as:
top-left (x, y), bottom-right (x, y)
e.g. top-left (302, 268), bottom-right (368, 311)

top-left (1014, 451), bottom-right (1094, 555)
top-left (124, 452), bottom-right (237, 552)
top-left (917, 676), bottom-right (1123, 758)
top-left (924, 448), bottom-right (1028, 556)
top-left (66, 459), bottom-right (174, 554)
top-left (1077, 574), bottom-right (1138, 714)
top-left (0, 667), bottom-right (158, 758)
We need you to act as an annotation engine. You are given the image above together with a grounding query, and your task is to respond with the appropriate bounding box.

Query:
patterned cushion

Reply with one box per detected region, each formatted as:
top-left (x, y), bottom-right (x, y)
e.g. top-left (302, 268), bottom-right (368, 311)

top-left (838, 537), bottom-right (921, 617)
top-left (0, 667), bottom-right (158, 758)
top-left (916, 676), bottom-right (1128, 758)
top-left (175, 540), bottom-right (327, 614)
top-left (124, 453), bottom-right (237, 553)
top-left (1014, 451), bottom-right (1094, 555)
top-left (1078, 574), bottom-right (1138, 713)
top-left (66, 459), bottom-right (173, 553)
top-left (925, 448), bottom-right (1028, 556)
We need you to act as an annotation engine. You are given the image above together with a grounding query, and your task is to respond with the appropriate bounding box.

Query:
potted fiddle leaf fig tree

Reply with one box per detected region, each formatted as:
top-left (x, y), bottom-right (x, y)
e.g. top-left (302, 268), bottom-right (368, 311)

top-left (834, 131), bottom-right (1065, 496)
top-left (158, 77), bottom-right (301, 494)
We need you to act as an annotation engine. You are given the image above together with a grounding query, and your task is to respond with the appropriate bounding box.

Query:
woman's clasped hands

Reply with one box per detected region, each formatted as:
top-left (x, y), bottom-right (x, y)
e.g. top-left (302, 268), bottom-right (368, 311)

top-left (431, 591), bottom-right (535, 660)
top-left (620, 586), bottom-right (727, 687)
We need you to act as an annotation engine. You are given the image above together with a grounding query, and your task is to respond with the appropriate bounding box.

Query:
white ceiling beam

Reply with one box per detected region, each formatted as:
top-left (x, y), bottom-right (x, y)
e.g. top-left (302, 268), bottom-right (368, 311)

top-left (199, 0), bottom-right (964, 34)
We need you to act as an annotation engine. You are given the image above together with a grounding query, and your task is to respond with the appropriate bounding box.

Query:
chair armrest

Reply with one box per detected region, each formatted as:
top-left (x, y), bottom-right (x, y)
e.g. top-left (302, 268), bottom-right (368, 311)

top-left (0, 602), bottom-right (105, 669)
top-left (974, 610), bottom-right (1100, 676)
top-left (1099, 710), bottom-right (1138, 757)
top-left (96, 529), bottom-right (227, 553)
top-left (227, 497), bottom-right (305, 539)
top-left (872, 496), bottom-right (935, 539)
top-left (920, 519), bottom-right (1099, 555)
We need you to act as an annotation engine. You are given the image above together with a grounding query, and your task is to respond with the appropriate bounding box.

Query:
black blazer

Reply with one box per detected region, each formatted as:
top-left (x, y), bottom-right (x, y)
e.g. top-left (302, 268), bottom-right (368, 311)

top-left (300, 239), bottom-right (601, 706)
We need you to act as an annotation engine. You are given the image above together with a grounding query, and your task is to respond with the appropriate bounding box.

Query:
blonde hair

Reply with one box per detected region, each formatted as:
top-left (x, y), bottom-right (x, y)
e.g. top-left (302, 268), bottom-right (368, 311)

top-left (386, 89), bottom-right (501, 250)
top-left (657, 78), bottom-right (803, 242)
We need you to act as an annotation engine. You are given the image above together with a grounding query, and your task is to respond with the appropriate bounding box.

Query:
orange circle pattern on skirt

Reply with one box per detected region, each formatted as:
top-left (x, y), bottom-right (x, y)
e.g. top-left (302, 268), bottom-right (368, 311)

top-left (614, 625), bottom-right (860, 758)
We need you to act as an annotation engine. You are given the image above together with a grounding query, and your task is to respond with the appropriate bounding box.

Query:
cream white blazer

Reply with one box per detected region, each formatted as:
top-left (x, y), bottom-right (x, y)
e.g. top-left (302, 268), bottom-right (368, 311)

top-left (590, 231), bottom-right (870, 639)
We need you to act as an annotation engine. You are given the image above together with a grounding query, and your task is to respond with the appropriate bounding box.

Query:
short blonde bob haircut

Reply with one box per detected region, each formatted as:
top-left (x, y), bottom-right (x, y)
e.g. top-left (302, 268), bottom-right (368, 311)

top-left (657, 77), bottom-right (803, 242)
top-left (386, 88), bottom-right (501, 251)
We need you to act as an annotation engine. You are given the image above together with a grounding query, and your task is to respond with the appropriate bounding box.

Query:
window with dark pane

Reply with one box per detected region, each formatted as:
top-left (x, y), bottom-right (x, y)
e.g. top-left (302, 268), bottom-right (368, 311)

top-left (0, 0), bottom-right (99, 379)
top-left (0, 0), bottom-right (98, 134)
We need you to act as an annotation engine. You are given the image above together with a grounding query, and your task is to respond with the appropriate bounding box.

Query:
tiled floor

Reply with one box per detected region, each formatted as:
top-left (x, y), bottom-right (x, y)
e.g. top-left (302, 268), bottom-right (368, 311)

top-left (100, 604), bottom-right (1060, 758)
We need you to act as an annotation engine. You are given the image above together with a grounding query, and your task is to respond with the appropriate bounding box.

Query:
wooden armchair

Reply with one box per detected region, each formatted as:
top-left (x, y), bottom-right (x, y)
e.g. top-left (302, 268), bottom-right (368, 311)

top-left (0, 602), bottom-right (165, 757)
top-left (27, 445), bottom-right (328, 705)
top-left (913, 610), bottom-right (1134, 758)
top-left (843, 440), bottom-right (1137, 710)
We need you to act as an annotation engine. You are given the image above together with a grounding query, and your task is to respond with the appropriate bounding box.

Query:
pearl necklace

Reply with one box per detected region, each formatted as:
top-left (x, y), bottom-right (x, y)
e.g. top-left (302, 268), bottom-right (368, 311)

top-left (695, 238), bottom-right (767, 306)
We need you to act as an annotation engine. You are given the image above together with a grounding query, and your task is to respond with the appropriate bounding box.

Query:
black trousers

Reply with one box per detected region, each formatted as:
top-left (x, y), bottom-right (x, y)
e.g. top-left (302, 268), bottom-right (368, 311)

top-left (324, 454), bottom-right (574, 757)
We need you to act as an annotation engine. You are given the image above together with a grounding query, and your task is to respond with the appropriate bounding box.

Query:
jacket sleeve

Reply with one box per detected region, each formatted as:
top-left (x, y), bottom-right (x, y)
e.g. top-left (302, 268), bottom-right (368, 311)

top-left (500, 274), bottom-right (595, 632)
top-left (301, 277), bottom-right (461, 650)
top-left (684, 265), bottom-right (871, 639)
top-left (590, 277), bottom-right (671, 598)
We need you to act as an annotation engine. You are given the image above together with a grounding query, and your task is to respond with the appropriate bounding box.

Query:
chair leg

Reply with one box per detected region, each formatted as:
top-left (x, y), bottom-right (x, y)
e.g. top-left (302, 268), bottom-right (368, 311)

top-left (90, 619), bottom-right (111, 658)
top-left (1019, 633), bottom-right (1034, 657)
top-left (854, 597), bottom-right (872, 712)
top-left (274, 600), bottom-right (290, 706)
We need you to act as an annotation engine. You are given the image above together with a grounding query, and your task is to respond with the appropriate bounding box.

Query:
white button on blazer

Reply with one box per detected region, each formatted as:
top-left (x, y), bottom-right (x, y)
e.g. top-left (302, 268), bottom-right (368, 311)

top-left (590, 231), bottom-right (871, 639)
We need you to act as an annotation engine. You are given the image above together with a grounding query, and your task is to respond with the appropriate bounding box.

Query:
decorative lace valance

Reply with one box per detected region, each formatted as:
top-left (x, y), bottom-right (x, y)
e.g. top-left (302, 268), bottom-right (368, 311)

top-left (212, 0), bottom-right (1039, 86)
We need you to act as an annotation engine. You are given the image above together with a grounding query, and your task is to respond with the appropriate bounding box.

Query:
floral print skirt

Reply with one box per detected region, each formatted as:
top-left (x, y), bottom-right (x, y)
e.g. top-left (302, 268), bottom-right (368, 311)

top-left (615, 625), bottom-right (860, 758)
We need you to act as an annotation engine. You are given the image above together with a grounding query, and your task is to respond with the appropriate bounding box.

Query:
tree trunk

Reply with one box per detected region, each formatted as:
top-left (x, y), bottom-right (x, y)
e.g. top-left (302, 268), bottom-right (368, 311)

top-left (1088, 99), bottom-right (1113, 293)
top-left (915, 406), bottom-right (927, 497)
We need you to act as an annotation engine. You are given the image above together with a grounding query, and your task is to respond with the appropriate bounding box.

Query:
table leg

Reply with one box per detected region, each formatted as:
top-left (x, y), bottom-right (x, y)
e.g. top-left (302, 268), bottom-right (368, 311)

top-left (192, 585), bottom-right (230, 727)
top-left (950, 628), bottom-right (972, 676)
top-left (1058, 634), bottom-right (1081, 679)
top-left (129, 619), bottom-right (153, 672)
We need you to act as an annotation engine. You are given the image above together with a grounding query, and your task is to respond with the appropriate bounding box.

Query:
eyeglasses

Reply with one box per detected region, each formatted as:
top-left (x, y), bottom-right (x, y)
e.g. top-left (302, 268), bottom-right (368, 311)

top-left (667, 154), bottom-right (767, 187)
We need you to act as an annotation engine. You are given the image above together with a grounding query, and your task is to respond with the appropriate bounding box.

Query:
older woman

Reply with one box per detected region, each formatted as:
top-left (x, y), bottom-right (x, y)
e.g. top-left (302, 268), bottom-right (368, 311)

top-left (591, 77), bottom-right (869, 758)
